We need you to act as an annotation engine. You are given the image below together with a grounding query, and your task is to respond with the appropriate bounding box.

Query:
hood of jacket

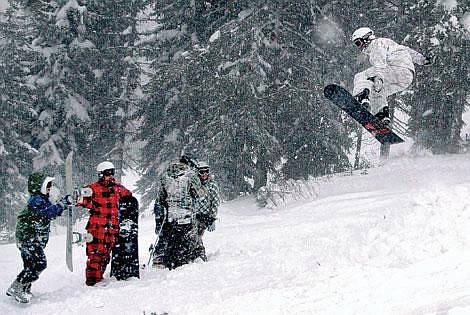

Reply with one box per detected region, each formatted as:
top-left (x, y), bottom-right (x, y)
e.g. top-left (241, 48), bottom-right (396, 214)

top-left (28, 172), bottom-right (46, 194)
top-left (166, 161), bottom-right (190, 179)
top-left (28, 172), bottom-right (55, 195)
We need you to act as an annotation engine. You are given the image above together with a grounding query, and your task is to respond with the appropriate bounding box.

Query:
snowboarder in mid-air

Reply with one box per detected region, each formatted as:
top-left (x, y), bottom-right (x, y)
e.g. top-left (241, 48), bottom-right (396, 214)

top-left (351, 27), bottom-right (431, 125)
top-left (6, 173), bottom-right (71, 303)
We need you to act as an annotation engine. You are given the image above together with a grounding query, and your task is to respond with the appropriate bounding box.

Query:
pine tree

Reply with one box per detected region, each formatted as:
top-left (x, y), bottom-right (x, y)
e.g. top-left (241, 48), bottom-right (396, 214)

top-left (136, 0), bottom-right (234, 203)
top-left (405, 1), bottom-right (468, 153)
top-left (1, 1), bottom-right (148, 223)
top-left (79, 0), bottom-right (148, 180)
top-left (3, 0), bottom-right (95, 181)
top-left (0, 4), bottom-right (39, 238)
top-left (137, 1), bottom-right (354, 201)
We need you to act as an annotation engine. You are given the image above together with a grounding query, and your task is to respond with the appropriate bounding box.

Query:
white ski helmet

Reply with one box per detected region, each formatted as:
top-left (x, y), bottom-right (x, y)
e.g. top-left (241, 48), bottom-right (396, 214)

top-left (351, 27), bottom-right (374, 50)
top-left (197, 161), bottom-right (210, 182)
top-left (197, 161), bottom-right (210, 171)
top-left (96, 161), bottom-right (115, 173)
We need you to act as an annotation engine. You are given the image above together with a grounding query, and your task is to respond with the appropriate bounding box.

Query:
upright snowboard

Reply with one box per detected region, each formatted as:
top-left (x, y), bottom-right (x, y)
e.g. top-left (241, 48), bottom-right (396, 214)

top-left (65, 152), bottom-right (74, 272)
top-left (111, 195), bottom-right (140, 280)
top-left (324, 84), bottom-right (404, 144)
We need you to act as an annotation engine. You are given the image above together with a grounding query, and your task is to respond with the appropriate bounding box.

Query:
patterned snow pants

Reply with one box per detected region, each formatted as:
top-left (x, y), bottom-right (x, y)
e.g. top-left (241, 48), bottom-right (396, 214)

top-left (193, 221), bottom-right (208, 261)
top-left (85, 228), bottom-right (118, 286)
top-left (353, 66), bottom-right (413, 115)
top-left (153, 223), bottom-right (198, 269)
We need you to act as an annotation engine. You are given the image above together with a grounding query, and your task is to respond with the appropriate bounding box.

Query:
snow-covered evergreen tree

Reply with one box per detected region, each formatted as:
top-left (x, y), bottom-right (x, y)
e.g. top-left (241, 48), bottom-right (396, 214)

top-left (0, 3), bottom-right (38, 238)
top-left (405, 1), bottom-right (468, 153)
top-left (79, 1), bottom-right (146, 180)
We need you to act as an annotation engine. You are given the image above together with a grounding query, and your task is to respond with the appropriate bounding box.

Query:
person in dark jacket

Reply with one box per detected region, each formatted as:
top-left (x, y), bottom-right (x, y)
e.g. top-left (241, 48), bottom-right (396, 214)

top-left (6, 172), bottom-right (70, 303)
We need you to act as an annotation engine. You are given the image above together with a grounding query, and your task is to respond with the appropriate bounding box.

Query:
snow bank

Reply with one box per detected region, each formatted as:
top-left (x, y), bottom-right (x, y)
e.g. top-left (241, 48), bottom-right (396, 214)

top-left (2, 154), bottom-right (470, 314)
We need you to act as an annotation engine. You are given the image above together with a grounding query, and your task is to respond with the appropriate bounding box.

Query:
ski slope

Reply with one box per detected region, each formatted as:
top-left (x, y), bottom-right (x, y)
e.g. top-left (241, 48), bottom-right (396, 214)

top-left (2, 154), bottom-right (470, 314)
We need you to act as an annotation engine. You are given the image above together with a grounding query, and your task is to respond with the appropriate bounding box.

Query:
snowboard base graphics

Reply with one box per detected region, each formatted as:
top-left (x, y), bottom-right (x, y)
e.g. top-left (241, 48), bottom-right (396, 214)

top-left (111, 196), bottom-right (140, 280)
top-left (324, 84), bottom-right (404, 144)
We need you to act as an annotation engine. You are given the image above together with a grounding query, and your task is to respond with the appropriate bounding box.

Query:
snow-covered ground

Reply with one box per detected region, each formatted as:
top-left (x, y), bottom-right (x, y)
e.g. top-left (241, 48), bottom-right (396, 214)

top-left (2, 154), bottom-right (470, 314)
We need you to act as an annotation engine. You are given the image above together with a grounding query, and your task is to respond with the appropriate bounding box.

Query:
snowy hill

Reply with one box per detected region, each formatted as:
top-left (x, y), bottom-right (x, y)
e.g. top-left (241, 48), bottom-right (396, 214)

top-left (2, 154), bottom-right (470, 315)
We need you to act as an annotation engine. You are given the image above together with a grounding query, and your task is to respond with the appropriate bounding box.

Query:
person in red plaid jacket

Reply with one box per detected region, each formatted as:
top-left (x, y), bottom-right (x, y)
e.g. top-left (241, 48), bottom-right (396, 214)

top-left (76, 161), bottom-right (132, 286)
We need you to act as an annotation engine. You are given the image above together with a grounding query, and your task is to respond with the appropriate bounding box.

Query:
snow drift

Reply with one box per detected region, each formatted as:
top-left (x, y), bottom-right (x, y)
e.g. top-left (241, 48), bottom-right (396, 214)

top-left (2, 154), bottom-right (470, 314)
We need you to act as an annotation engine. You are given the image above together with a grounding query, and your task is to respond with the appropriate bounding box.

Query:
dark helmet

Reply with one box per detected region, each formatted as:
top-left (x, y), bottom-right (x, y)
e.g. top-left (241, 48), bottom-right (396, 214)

top-left (180, 154), bottom-right (197, 168)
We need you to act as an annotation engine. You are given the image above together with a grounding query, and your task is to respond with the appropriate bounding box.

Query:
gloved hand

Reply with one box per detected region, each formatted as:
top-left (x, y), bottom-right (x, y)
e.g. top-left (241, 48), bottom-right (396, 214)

top-left (207, 221), bottom-right (216, 232)
top-left (61, 195), bottom-right (74, 205)
top-left (48, 186), bottom-right (61, 203)
top-left (423, 55), bottom-right (434, 66)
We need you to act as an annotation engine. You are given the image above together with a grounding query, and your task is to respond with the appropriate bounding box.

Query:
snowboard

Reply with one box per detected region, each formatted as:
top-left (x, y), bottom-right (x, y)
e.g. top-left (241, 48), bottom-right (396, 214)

top-left (324, 84), bottom-right (404, 144)
top-left (65, 152), bottom-right (74, 272)
top-left (111, 195), bottom-right (140, 280)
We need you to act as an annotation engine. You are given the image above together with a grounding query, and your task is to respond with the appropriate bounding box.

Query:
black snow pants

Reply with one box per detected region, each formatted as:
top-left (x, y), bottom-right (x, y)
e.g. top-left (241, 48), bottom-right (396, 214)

top-left (16, 243), bottom-right (47, 284)
top-left (154, 223), bottom-right (197, 269)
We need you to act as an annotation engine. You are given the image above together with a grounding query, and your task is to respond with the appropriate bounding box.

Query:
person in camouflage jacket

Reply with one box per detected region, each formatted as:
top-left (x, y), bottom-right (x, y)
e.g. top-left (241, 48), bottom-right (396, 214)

top-left (6, 172), bottom-right (70, 303)
top-left (76, 161), bottom-right (132, 286)
top-left (152, 155), bottom-right (202, 269)
top-left (193, 161), bottom-right (220, 261)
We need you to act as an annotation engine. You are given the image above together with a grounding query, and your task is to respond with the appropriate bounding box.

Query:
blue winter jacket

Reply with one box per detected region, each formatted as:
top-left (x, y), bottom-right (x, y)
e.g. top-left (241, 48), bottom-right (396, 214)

top-left (16, 194), bottom-right (65, 246)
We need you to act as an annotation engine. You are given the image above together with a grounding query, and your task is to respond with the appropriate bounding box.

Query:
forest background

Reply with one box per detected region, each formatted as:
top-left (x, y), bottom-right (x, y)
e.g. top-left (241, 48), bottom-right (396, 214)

top-left (0, 0), bottom-right (468, 239)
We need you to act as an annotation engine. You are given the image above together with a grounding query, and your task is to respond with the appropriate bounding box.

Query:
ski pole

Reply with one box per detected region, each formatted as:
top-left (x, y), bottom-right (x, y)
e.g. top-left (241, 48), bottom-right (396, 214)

top-left (143, 207), bottom-right (166, 268)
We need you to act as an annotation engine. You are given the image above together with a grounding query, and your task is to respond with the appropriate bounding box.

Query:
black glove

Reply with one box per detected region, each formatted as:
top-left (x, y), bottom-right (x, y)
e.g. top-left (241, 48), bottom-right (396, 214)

top-left (198, 213), bottom-right (215, 226)
top-left (61, 195), bottom-right (74, 205)
top-left (423, 55), bottom-right (434, 66)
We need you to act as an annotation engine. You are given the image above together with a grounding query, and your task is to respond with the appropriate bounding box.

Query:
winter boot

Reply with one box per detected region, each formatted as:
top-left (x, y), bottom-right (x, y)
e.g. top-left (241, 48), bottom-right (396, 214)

top-left (6, 280), bottom-right (30, 303)
top-left (24, 282), bottom-right (33, 299)
top-left (354, 88), bottom-right (370, 110)
top-left (375, 106), bottom-right (390, 125)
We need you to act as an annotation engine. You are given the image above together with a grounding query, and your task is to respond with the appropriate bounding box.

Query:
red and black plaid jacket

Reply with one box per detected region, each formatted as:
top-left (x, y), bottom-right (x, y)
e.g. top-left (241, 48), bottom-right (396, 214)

top-left (77, 180), bottom-right (132, 240)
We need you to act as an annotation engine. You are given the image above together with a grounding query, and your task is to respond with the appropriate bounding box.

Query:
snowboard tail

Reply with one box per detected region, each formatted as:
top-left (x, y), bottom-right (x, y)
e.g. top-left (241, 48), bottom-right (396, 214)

top-left (324, 84), bottom-right (404, 145)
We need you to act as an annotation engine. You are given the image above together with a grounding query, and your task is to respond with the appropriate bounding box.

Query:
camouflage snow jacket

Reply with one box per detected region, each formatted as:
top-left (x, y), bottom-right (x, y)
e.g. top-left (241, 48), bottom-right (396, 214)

top-left (154, 161), bottom-right (202, 226)
top-left (194, 177), bottom-right (220, 226)
top-left (16, 173), bottom-right (65, 246)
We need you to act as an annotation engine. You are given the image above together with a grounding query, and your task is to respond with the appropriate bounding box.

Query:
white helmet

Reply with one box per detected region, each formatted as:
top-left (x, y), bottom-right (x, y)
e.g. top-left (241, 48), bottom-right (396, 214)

top-left (351, 27), bottom-right (374, 50)
top-left (197, 161), bottom-right (210, 182)
top-left (96, 161), bottom-right (115, 173)
top-left (197, 161), bottom-right (210, 170)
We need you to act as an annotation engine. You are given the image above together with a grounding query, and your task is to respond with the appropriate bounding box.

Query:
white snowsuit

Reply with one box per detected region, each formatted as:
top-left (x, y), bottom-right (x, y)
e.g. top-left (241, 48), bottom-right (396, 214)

top-left (353, 37), bottom-right (426, 115)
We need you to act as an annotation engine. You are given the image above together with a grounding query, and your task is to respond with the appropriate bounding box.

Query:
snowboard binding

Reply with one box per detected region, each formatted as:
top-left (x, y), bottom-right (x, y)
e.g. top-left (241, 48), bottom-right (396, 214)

top-left (354, 88), bottom-right (370, 110)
